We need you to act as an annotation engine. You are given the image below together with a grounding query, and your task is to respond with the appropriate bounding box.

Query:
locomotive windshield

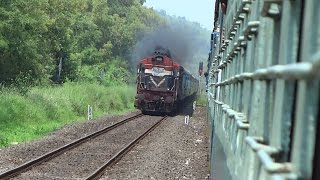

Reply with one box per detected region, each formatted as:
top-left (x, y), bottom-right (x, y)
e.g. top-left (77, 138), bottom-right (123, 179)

top-left (138, 75), bottom-right (175, 91)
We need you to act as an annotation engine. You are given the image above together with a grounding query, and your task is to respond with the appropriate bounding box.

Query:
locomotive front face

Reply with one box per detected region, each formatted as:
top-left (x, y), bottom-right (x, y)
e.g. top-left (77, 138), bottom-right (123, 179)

top-left (135, 55), bottom-right (180, 113)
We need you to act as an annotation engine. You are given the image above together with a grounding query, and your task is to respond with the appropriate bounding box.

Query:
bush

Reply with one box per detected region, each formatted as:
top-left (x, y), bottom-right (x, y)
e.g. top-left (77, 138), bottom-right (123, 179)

top-left (0, 82), bottom-right (136, 147)
top-left (77, 59), bottom-right (134, 86)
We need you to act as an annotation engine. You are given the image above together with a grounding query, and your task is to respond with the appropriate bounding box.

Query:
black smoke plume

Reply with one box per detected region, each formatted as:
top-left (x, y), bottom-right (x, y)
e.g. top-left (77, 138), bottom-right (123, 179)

top-left (131, 18), bottom-right (209, 75)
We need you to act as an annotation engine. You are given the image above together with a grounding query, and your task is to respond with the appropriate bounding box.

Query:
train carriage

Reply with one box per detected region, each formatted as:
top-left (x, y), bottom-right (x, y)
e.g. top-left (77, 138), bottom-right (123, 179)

top-left (207, 0), bottom-right (320, 179)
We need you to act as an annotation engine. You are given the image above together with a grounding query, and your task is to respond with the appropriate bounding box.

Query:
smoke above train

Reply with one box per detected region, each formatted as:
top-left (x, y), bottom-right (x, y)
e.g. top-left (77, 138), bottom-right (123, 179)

top-left (131, 17), bottom-right (210, 76)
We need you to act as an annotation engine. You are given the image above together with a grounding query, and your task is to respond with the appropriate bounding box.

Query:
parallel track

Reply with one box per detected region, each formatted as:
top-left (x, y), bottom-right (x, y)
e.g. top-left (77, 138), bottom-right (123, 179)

top-left (0, 114), bottom-right (144, 179)
top-left (86, 115), bottom-right (168, 180)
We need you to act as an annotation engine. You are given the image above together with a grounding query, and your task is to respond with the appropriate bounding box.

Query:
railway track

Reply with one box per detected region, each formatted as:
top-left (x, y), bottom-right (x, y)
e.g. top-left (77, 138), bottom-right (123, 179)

top-left (0, 114), bottom-right (167, 179)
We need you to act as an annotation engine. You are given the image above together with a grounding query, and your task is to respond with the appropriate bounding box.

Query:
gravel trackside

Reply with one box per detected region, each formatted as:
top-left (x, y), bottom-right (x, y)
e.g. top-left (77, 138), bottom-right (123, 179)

top-left (0, 111), bottom-right (141, 174)
top-left (14, 115), bottom-right (162, 179)
top-left (0, 107), bottom-right (210, 179)
top-left (101, 107), bottom-right (210, 180)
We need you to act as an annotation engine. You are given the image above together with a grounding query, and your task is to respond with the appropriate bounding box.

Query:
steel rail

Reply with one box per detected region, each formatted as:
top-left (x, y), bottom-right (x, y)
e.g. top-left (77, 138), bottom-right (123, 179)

top-left (0, 113), bottom-right (144, 179)
top-left (86, 116), bottom-right (168, 180)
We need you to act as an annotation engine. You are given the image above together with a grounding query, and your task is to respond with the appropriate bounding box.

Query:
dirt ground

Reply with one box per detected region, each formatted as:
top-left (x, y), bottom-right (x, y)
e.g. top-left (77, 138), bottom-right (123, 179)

top-left (0, 107), bottom-right (210, 179)
top-left (0, 112), bottom-right (141, 174)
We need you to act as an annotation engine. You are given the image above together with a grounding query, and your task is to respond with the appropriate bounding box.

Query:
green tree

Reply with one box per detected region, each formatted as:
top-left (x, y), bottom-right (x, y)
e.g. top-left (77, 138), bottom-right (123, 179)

top-left (0, 0), bottom-right (164, 85)
top-left (0, 0), bottom-right (51, 84)
top-left (45, 0), bottom-right (88, 82)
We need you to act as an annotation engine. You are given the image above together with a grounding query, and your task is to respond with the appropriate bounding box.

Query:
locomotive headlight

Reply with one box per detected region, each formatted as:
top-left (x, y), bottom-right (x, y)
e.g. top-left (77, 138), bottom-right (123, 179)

top-left (155, 56), bottom-right (163, 61)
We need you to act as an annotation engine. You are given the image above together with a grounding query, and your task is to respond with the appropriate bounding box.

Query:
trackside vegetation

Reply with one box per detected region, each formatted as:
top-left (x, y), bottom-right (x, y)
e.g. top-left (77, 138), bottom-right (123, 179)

top-left (197, 94), bottom-right (208, 107)
top-left (0, 0), bottom-right (164, 84)
top-left (0, 83), bottom-right (135, 147)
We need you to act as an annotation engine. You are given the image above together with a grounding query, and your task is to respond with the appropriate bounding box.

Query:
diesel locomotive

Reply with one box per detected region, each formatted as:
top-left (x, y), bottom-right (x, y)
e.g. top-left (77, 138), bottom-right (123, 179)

top-left (134, 48), bottom-right (199, 114)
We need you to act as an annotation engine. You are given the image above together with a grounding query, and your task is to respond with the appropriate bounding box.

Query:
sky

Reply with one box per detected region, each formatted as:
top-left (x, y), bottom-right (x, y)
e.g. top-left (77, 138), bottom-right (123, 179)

top-left (144, 0), bottom-right (215, 30)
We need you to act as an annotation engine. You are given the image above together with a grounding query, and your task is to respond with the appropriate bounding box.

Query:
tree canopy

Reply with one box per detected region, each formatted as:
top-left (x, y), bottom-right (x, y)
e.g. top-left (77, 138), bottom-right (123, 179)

top-left (0, 0), bottom-right (209, 86)
top-left (0, 0), bottom-right (164, 85)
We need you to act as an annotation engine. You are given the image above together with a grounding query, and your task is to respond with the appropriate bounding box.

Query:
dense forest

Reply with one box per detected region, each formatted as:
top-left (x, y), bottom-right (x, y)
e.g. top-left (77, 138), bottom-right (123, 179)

top-left (0, 0), bottom-right (164, 86)
top-left (0, 0), bottom-right (209, 87)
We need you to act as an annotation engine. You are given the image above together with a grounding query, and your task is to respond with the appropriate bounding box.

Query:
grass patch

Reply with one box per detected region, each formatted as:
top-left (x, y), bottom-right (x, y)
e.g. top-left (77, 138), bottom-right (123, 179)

top-left (196, 94), bottom-right (208, 107)
top-left (0, 82), bottom-right (136, 147)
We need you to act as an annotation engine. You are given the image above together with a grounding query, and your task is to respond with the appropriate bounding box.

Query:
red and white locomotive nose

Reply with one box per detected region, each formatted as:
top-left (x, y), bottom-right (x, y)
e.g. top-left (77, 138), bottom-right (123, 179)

top-left (135, 47), bottom-right (198, 114)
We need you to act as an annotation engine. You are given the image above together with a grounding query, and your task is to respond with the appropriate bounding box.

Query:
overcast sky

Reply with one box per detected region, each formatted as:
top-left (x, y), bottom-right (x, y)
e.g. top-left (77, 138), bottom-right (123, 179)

top-left (144, 0), bottom-right (215, 30)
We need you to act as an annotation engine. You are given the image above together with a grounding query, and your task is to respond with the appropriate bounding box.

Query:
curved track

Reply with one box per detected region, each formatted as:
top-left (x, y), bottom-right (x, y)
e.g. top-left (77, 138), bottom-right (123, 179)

top-left (0, 114), bottom-right (167, 179)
